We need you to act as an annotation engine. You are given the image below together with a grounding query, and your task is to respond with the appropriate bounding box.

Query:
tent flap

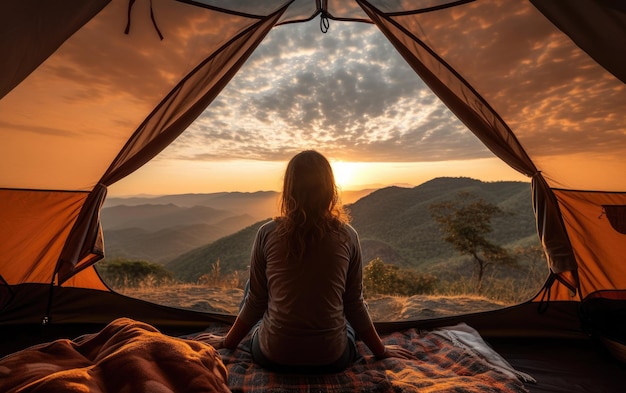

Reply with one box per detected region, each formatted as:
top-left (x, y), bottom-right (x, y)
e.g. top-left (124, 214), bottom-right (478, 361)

top-left (0, 0), bottom-right (624, 326)
top-left (531, 0), bottom-right (626, 83)
top-left (0, 0), bottom-right (111, 99)
top-left (56, 184), bottom-right (107, 285)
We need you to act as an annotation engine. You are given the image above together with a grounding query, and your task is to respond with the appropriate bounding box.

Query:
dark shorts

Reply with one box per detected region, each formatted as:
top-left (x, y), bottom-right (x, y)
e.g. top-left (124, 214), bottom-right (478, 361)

top-left (250, 324), bottom-right (359, 374)
top-left (241, 281), bottom-right (360, 373)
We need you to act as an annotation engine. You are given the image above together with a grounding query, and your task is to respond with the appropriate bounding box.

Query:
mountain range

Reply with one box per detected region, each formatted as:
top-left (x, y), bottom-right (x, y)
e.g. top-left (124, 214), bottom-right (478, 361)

top-left (102, 189), bottom-right (374, 263)
top-left (161, 177), bottom-right (540, 282)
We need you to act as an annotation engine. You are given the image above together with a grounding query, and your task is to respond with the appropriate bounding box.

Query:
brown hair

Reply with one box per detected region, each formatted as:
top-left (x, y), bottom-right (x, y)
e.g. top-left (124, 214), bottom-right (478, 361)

top-left (276, 150), bottom-right (349, 261)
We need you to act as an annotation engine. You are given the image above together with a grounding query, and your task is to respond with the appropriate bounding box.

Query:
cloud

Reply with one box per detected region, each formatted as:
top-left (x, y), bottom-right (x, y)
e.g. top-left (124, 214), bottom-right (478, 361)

top-left (402, 1), bottom-right (626, 160)
top-left (167, 3), bottom-right (626, 167)
top-left (169, 20), bottom-right (487, 163)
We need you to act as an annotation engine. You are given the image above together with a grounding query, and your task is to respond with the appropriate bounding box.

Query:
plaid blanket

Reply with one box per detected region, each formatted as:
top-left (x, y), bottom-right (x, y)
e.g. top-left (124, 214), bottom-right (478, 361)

top-left (190, 323), bottom-right (532, 393)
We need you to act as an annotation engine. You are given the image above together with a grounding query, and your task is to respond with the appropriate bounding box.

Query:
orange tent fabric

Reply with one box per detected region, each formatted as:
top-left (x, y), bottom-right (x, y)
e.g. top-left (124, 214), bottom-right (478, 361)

top-left (1, 1), bottom-right (624, 313)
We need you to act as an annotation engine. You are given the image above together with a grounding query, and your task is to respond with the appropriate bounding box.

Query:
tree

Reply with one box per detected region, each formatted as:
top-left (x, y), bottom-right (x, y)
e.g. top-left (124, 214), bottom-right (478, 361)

top-left (429, 191), bottom-right (517, 293)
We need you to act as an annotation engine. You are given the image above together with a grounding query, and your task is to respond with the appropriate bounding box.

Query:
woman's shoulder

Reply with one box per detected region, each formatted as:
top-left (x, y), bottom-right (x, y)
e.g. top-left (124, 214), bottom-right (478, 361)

top-left (259, 219), bottom-right (279, 232)
top-left (339, 222), bottom-right (360, 241)
top-left (341, 222), bottom-right (358, 233)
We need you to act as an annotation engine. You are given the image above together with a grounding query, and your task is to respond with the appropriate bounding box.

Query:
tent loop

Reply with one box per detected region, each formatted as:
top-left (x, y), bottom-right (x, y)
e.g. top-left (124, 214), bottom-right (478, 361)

top-left (0, 274), bottom-right (15, 314)
top-left (319, 11), bottom-right (330, 33)
top-left (536, 274), bottom-right (556, 314)
top-left (124, 0), bottom-right (164, 40)
top-left (600, 205), bottom-right (626, 234)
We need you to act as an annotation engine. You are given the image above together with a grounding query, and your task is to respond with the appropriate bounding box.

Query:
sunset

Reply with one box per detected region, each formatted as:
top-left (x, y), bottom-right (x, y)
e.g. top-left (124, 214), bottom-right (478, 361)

top-left (3, 2), bottom-right (623, 196)
top-left (108, 20), bottom-right (528, 197)
top-left (107, 156), bottom-right (528, 196)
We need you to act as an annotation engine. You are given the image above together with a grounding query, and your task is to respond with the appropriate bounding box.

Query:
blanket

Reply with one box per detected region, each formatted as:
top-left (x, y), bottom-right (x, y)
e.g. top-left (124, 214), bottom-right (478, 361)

top-left (190, 322), bottom-right (534, 393)
top-left (0, 318), bottom-right (229, 393)
top-left (0, 318), bottom-right (533, 393)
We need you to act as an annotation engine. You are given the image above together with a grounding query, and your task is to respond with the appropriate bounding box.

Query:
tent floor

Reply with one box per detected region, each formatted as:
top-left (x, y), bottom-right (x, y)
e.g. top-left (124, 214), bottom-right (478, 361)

top-left (488, 336), bottom-right (625, 392)
top-left (2, 326), bottom-right (624, 392)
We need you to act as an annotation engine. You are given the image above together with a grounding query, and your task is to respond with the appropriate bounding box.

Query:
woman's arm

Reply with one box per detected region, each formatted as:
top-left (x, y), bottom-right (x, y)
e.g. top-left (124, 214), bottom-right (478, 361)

top-left (358, 322), bottom-right (415, 359)
top-left (356, 322), bottom-right (386, 357)
top-left (202, 315), bottom-right (255, 350)
top-left (222, 315), bottom-right (256, 349)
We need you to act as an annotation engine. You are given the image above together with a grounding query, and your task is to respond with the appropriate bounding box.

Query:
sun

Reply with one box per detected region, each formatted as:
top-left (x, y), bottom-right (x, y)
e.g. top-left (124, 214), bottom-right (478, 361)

top-left (331, 161), bottom-right (354, 190)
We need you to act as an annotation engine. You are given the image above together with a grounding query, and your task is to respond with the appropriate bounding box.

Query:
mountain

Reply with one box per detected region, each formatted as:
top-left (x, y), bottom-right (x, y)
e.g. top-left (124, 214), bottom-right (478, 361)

top-left (101, 188), bottom-right (378, 264)
top-left (340, 189), bottom-right (378, 204)
top-left (165, 219), bottom-right (269, 282)
top-left (101, 191), bottom-right (280, 263)
top-left (165, 177), bottom-right (540, 282)
top-left (349, 177), bottom-right (538, 269)
top-left (105, 189), bottom-right (371, 211)
top-left (102, 204), bottom-right (238, 231)
top-left (104, 191), bottom-right (280, 221)
top-left (104, 214), bottom-right (257, 263)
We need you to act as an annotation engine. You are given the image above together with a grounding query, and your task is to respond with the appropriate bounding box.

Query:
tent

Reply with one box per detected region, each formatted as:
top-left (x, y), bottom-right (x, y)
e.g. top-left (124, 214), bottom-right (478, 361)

top-left (1, 0), bottom-right (625, 390)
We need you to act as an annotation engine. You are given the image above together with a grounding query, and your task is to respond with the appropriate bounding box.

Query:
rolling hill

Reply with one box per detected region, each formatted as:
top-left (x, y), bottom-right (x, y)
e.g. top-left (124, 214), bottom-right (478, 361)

top-left (103, 218), bottom-right (255, 264)
top-left (104, 191), bottom-right (280, 220)
top-left (349, 177), bottom-right (538, 268)
top-left (165, 177), bottom-right (540, 282)
top-left (102, 189), bottom-right (376, 263)
top-left (101, 191), bottom-right (279, 263)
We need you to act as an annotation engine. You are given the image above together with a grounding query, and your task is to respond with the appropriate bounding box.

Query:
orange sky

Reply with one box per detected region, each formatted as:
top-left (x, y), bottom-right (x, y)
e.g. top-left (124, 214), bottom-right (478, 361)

top-left (106, 19), bottom-right (531, 197)
top-left (105, 7), bottom-right (624, 197)
top-left (3, 2), bottom-right (623, 197)
top-left (107, 156), bottom-right (529, 196)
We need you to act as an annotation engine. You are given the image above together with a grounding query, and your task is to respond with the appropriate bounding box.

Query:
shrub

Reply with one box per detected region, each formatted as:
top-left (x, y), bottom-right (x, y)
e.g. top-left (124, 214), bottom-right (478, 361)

top-left (97, 258), bottom-right (175, 289)
top-left (363, 258), bottom-right (437, 296)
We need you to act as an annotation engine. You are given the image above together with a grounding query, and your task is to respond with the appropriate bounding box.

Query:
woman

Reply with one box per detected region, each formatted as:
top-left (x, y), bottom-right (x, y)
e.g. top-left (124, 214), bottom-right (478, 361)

top-left (213, 150), bottom-right (413, 372)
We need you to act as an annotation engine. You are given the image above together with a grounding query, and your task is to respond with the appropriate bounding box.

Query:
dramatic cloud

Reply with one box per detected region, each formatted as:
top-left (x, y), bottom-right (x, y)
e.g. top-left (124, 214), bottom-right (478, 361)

top-left (167, 21), bottom-right (487, 162)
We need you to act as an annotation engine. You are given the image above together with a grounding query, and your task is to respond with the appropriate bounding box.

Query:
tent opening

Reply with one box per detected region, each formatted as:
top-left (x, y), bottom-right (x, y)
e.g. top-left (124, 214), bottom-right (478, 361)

top-left (99, 20), bottom-right (546, 321)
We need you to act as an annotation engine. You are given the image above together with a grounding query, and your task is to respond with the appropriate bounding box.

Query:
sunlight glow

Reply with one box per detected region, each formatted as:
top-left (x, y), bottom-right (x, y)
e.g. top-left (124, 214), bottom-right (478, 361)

top-left (108, 157), bottom-right (529, 197)
top-left (331, 161), bottom-right (355, 190)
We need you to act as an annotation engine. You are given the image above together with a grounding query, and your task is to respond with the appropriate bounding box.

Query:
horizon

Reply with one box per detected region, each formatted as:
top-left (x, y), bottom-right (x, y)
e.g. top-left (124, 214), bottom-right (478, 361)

top-left (107, 172), bottom-right (530, 200)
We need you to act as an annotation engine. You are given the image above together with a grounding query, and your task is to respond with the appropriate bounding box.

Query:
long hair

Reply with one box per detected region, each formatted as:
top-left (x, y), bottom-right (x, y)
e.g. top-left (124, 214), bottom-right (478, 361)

top-left (275, 150), bottom-right (350, 261)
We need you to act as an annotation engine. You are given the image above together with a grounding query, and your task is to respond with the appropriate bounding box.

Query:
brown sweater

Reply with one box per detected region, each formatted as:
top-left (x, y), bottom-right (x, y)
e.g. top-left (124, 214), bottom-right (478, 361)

top-left (238, 220), bottom-right (373, 366)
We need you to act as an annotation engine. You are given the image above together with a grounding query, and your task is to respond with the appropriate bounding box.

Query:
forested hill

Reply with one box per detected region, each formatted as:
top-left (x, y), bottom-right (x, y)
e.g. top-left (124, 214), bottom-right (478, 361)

top-left (102, 189), bottom-right (375, 263)
top-left (166, 177), bottom-right (539, 282)
top-left (349, 177), bottom-right (537, 268)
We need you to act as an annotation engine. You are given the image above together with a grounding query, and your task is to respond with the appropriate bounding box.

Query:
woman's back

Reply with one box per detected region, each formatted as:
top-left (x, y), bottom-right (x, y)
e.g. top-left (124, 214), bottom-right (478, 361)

top-left (241, 220), bottom-right (367, 366)
top-left (219, 151), bottom-right (415, 371)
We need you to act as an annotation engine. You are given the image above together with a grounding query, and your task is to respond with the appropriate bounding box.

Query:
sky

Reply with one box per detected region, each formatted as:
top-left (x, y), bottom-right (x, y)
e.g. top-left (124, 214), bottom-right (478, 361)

top-left (108, 19), bottom-right (528, 196)
top-left (2, 2), bottom-right (624, 197)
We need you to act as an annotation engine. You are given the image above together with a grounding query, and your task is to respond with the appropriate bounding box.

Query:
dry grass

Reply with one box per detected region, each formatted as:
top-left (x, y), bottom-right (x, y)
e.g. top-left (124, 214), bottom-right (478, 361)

top-left (117, 283), bottom-right (511, 321)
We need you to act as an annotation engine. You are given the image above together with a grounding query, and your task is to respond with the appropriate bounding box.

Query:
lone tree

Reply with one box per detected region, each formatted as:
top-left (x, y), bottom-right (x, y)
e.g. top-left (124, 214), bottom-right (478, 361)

top-left (429, 191), bottom-right (517, 293)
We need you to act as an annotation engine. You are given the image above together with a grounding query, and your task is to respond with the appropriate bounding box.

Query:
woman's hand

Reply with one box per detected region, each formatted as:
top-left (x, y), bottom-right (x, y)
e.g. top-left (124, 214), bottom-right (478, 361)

top-left (195, 333), bottom-right (226, 350)
top-left (377, 344), bottom-right (416, 360)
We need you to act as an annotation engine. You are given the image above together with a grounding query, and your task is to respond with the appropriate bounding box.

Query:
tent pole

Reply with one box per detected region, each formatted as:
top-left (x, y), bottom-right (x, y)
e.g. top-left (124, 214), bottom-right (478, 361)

top-left (43, 273), bottom-right (57, 325)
